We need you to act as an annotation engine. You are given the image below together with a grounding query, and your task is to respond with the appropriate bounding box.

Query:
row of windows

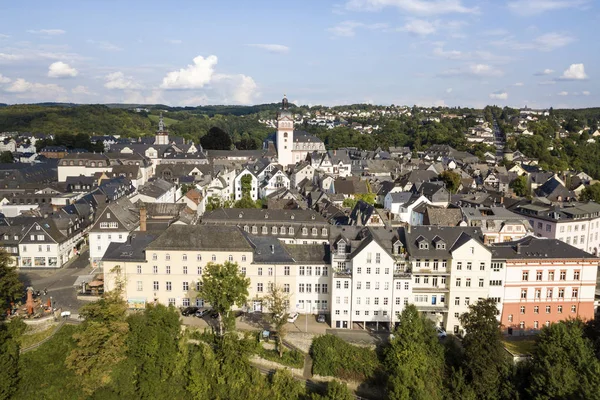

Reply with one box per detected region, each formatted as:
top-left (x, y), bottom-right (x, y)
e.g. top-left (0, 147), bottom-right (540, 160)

top-left (298, 283), bottom-right (328, 293)
top-left (414, 259), bottom-right (448, 270)
top-left (99, 222), bottom-right (119, 229)
top-left (355, 267), bottom-right (392, 274)
top-left (242, 225), bottom-right (327, 236)
top-left (522, 270), bottom-right (579, 281)
top-left (22, 245), bottom-right (52, 252)
top-left (365, 253), bottom-right (382, 263)
top-left (151, 253), bottom-right (248, 263)
top-left (299, 266), bottom-right (328, 276)
top-left (141, 281), bottom-right (193, 292)
top-left (350, 310), bottom-right (389, 317)
top-left (520, 288), bottom-right (579, 299)
top-left (455, 277), bottom-right (485, 287)
top-left (456, 261), bottom-right (486, 271)
top-left (414, 276), bottom-right (446, 286)
top-left (508, 304), bottom-right (578, 320)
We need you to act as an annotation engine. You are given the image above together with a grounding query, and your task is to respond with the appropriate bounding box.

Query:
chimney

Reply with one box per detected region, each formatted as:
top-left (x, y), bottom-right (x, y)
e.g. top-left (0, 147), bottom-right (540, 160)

top-left (500, 196), bottom-right (504, 205)
top-left (270, 245), bottom-right (275, 254)
top-left (516, 243), bottom-right (521, 254)
top-left (140, 204), bottom-right (147, 232)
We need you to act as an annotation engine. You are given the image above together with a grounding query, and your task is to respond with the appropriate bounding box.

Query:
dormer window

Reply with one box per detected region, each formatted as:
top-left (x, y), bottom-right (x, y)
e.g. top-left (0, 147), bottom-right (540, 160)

top-left (312, 228), bottom-right (317, 236)
top-left (239, 213), bottom-right (243, 218)
top-left (289, 227), bottom-right (294, 235)
top-left (272, 226), bottom-right (278, 234)
top-left (252, 226), bottom-right (258, 234)
top-left (322, 228), bottom-right (327, 236)
top-left (302, 227), bottom-right (308, 235)
top-left (280, 227), bottom-right (286, 234)
top-left (262, 226), bottom-right (268, 234)
top-left (419, 242), bottom-right (429, 250)
top-left (393, 240), bottom-right (402, 255)
top-left (337, 240), bottom-right (346, 254)
top-left (436, 243), bottom-right (446, 250)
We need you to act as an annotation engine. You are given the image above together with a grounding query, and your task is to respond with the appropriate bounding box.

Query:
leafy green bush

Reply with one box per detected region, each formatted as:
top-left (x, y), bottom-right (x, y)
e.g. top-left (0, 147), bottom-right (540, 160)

top-left (259, 348), bottom-right (304, 368)
top-left (310, 335), bottom-right (380, 381)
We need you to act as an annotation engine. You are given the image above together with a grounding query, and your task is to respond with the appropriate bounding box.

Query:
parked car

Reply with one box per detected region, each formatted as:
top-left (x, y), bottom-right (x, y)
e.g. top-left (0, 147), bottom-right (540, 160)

top-left (195, 309), bottom-right (209, 318)
top-left (436, 327), bottom-right (447, 338)
top-left (181, 307), bottom-right (199, 316)
top-left (316, 314), bottom-right (326, 323)
top-left (287, 312), bottom-right (299, 323)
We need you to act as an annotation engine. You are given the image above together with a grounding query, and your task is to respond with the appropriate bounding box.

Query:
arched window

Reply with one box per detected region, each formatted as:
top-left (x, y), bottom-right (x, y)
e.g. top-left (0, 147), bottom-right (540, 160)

top-left (262, 226), bottom-right (268, 234)
top-left (280, 227), bottom-right (286, 234)
top-left (212, 254), bottom-right (216, 261)
top-left (228, 255), bottom-right (233, 261)
top-left (284, 132), bottom-right (288, 138)
top-left (166, 253), bottom-right (171, 261)
top-left (152, 253), bottom-right (157, 261)
top-left (272, 226), bottom-right (278, 234)
top-left (312, 228), bottom-right (317, 235)
top-left (182, 254), bottom-right (187, 261)
top-left (289, 227), bottom-right (294, 235)
top-left (302, 227), bottom-right (308, 235)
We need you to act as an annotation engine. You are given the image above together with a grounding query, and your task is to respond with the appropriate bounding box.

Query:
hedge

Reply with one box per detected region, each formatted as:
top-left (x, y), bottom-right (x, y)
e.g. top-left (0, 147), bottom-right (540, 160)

top-left (310, 334), bottom-right (380, 381)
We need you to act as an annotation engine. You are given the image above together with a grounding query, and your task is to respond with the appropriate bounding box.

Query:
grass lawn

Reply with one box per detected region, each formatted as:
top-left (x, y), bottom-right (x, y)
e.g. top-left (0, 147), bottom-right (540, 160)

top-left (18, 323), bottom-right (59, 349)
top-left (15, 324), bottom-right (81, 400)
top-left (503, 339), bottom-right (536, 355)
top-left (259, 346), bottom-right (305, 369)
top-left (148, 114), bottom-right (179, 126)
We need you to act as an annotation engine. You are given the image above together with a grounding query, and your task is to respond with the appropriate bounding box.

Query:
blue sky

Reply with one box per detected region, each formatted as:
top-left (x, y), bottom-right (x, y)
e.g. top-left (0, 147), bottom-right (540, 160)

top-left (0, 0), bottom-right (598, 108)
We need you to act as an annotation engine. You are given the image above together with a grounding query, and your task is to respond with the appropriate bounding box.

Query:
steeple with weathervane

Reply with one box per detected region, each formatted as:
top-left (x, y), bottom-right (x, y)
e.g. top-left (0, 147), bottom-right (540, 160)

top-left (154, 112), bottom-right (170, 145)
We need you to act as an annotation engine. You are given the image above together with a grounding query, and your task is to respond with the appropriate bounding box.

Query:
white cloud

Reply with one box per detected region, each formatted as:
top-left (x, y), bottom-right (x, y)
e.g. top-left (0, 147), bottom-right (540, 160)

top-left (345, 0), bottom-right (478, 15)
top-left (400, 19), bottom-right (437, 35)
top-left (4, 78), bottom-right (64, 94)
top-left (0, 74), bottom-right (10, 84)
top-left (27, 29), bottom-right (66, 35)
top-left (446, 88), bottom-right (453, 93)
top-left (514, 82), bottom-right (524, 86)
top-left (439, 64), bottom-right (503, 78)
top-left (492, 32), bottom-right (574, 52)
top-left (165, 39), bottom-right (182, 44)
top-left (469, 64), bottom-right (503, 77)
top-left (533, 32), bottom-right (575, 51)
top-left (47, 61), bottom-right (78, 78)
top-left (0, 34), bottom-right (10, 39)
top-left (483, 29), bottom-right (508, 36)
top-left (433, 47), bottom-right (463, 59)
top-left (328, 21), bottom-right (388, 37)
top-left (560, 63), bottom-right (588, 80)
top-left (87, 40), bottom-right (123, 51)
top-left (508, 0), bottom-right (590, 16)
top-left (247, 44), bottom-right (290, 54)
top-left (104, 71), bottom-right (142, 90)
top-left (158, 55), bottom-right (258, 104)
top-left (160, 55), bottom-right (218, 89)
top-left (534, 68), bottom-right (554, 76)
top-left (582, 91), bottom-right (591, 96)
top-left (489, 91), bottom-right (508, 100)
top-left (212, 74), bottom-right (258, 104)
top-left (557, 91), bottom-right (569, 96)
top-left (71, 85), bottom-right (92, 95)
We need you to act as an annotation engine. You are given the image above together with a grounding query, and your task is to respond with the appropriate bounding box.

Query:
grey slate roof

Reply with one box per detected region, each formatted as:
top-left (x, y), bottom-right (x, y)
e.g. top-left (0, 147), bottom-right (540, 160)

top-left (147, 225), bottom-right (252, 251)
top-left (490, 236), bottom-right (597, 259)
top-left (404, 226), bottom-right (485, 258)
top-left (102, 232), bottom-right (160, 262)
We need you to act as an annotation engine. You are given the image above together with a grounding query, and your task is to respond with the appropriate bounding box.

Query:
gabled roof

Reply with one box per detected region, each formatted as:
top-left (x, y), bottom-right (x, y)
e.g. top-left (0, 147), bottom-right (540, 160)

top-left (490, 236), bottom-right (597, 260)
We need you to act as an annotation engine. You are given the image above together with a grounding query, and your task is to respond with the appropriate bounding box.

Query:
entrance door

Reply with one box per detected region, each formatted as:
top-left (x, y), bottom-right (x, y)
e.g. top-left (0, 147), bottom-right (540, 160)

top-left (253, 301), bottom-right (262, 312)
top-left (342, 321), bottom-right (348, 329)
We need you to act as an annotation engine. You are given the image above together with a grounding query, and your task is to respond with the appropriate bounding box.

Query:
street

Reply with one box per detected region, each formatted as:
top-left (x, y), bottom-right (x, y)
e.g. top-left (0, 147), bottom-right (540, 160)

top-left (18, 248), bottom-right (95, 313)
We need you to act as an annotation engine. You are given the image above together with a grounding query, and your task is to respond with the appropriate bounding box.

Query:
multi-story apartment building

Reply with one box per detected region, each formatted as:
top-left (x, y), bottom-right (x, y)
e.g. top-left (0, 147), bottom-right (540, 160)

top-left (329, 227), bottom-right (412, 330)
top-left (103, 224), bottom-right (332, 314)
top-left (512, 201), bottom-right (600, 255)
top-left (103, 225), bottom-right (254, 308)
top-left (490, 236), bottom-right (598, 334)
top-left (404, 226), bottom-right (491, 334)
top-left (19, 218), bottom-right (85, 268)
top-left (88, 197), bottom-right (139, 265)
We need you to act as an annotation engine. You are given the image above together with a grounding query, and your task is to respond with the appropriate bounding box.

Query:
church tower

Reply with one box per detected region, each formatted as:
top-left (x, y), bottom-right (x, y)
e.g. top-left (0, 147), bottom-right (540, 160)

top-left (155, 113), bottom-right (170, 145)
top-left (276, 95), bottom-right (294, 166)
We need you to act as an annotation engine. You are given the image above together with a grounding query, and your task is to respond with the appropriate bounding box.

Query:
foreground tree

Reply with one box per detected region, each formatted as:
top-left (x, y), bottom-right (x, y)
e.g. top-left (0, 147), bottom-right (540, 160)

top-left (509, 175), bottom-right (529, 197)
top-left (439, 171), bottom-right (461, 194)
top-left (527, 320), bottom-right (600, 399)
top-left (459, 298), bottom-right (513, 400)
top-left (312, 380), bottom-right (354, 400)
top-left (263, 285), bottom-right (291, 357)
top-left (580, 182), bottom-right (600, 203)
top-left (65, 290), bottom-right (129, 394)
top-left (269, 369), bottom-right (305, 400)
top-left (0, 250), bottom-right (23, 317)
top-left (198, 261), bottom-right (250, 336)
top-left (384, 305), bottom-right (444, 400)
top-left (0, 320), bottom-right (21, 399)
top-left (0, 151), bottom-right (13, 163)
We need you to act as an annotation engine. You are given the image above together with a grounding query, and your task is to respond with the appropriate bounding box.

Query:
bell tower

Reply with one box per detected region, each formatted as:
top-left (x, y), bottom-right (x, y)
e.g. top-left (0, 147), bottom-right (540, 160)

top-left (155, 113), bottom-right (170, 145)
top-left (276, 95), bottom-right (294, 166)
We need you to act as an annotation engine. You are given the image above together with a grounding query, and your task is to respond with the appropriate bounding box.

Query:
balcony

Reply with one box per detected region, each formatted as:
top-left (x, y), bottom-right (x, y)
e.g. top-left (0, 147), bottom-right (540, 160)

top-left (413, 285), bottom-right (450, 293)
top-left (394, 266), bottom-right (412, 278)
top-left (333, 268), bottom-right (352, 278)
